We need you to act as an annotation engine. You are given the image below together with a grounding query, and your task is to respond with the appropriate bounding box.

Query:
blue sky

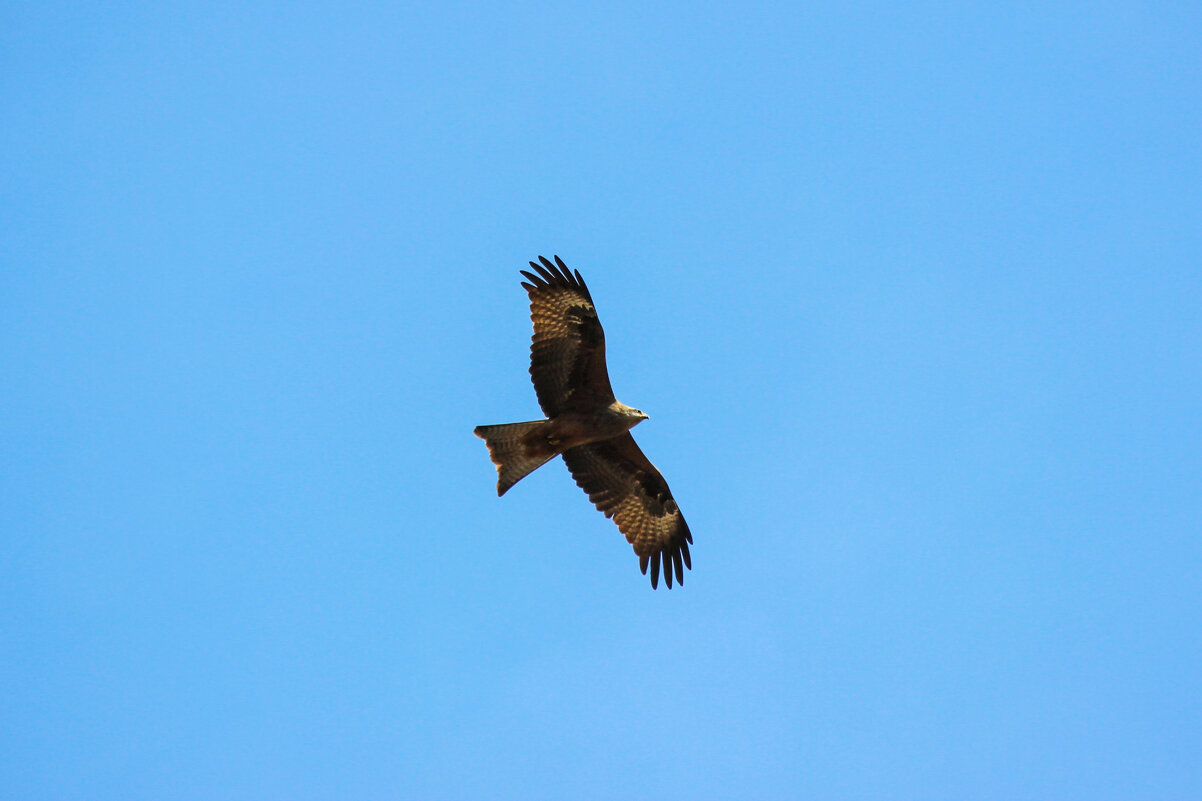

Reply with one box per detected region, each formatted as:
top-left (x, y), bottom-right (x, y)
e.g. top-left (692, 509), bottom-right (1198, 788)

top-left (3, 1), bottom-right (1200, 798)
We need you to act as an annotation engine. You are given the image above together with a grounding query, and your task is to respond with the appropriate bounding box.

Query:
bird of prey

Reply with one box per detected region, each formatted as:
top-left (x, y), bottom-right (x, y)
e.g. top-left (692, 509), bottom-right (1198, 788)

top-left (473, 256), bottom-right (693, 589)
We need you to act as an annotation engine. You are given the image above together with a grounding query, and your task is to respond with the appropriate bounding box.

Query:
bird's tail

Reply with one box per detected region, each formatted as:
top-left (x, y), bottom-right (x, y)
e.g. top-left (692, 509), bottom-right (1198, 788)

top-left (473, 420), bottom-right (557, 496)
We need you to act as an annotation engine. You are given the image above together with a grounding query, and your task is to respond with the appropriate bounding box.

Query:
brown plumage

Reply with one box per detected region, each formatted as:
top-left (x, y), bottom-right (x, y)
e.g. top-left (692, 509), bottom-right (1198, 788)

top-left (473, 255), bottom-right (693, 589)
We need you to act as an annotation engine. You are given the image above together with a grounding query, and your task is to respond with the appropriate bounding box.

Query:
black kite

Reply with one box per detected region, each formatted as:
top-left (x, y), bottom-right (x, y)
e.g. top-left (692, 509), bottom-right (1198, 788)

top-left (473, 256), bottom-right (693, 589)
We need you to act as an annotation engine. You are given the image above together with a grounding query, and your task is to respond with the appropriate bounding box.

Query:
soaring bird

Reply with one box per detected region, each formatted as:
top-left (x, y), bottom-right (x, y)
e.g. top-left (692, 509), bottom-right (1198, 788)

top-left (473, 256), bottom-right (692, 589)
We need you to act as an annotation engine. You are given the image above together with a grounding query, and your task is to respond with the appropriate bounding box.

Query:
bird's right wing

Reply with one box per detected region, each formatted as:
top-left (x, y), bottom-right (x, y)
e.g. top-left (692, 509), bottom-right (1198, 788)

top-left (520, 256), bottom-right (615, 417)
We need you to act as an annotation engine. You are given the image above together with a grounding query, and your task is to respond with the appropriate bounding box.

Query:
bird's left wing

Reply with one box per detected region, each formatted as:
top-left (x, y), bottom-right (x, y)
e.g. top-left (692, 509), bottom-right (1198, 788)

top-left (560, 434), bottom-right (692, 589)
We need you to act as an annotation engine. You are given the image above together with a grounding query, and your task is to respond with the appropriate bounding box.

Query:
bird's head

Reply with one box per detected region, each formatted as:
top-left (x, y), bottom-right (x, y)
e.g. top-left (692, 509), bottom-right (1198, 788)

top-left (614, 401), bottom-right (649, 425)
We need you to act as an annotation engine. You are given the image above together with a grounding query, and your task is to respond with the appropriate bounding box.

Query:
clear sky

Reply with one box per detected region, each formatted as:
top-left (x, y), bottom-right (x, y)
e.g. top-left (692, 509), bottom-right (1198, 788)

top-left (3, 2), bottom-right (1200, 799)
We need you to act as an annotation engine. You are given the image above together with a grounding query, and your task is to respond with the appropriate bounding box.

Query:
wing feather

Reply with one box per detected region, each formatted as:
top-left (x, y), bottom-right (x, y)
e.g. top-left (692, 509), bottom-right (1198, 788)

top-left (522, 256), bottom-right (614, 416)
top-left (560, 434), bottom-right (693, 589)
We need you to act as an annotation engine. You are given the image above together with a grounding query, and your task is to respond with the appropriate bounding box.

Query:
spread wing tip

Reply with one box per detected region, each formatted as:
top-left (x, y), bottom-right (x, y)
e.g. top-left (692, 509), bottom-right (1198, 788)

top-left (521, 256), bottom-right (589, 298)
top-left (640, 528), bottom-right (692, 590)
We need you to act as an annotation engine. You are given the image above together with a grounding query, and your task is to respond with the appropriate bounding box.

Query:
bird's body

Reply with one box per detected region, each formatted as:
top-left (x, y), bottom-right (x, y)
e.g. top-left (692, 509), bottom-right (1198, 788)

top-left (540, 401), bottom-right (649, 453)
top-left (473, 256), bottom-right (692, 589)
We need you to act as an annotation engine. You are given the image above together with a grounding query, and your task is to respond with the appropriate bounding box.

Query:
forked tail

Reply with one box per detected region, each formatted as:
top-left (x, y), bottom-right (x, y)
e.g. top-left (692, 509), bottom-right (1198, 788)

top-left (473, 420), bottom-right (557, 496)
